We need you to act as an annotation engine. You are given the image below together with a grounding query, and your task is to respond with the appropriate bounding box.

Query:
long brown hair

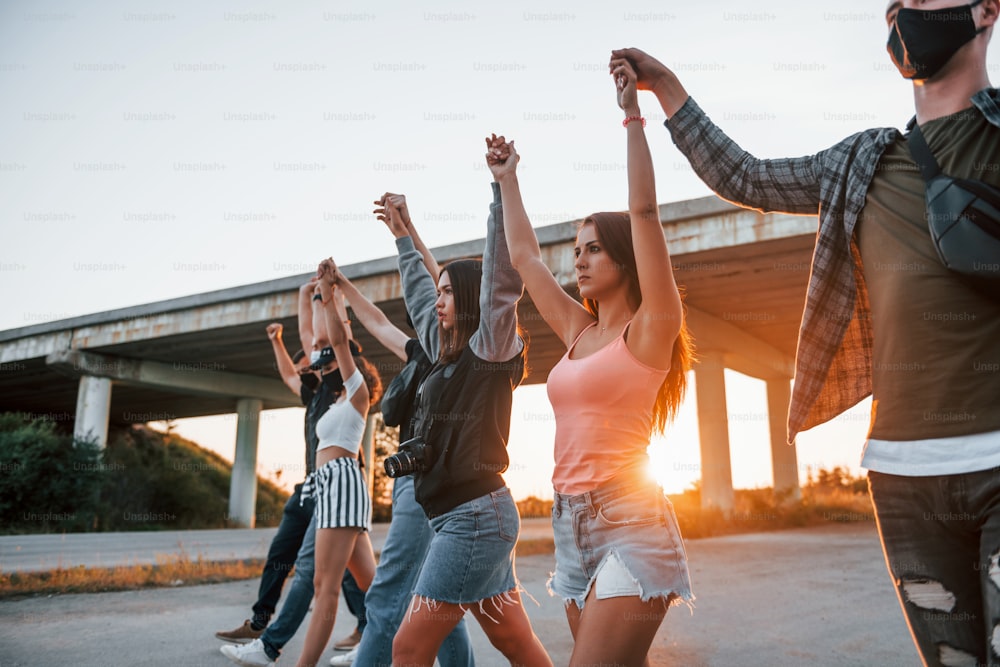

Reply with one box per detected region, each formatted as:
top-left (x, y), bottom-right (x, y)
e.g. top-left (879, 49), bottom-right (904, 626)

top-left (437, 258), bottom-right (530, 381)
top-left (354, 354), bottom-right (384, 407)
top-left (437, 259), bottom-right (483, 365)
top-left (580, 212), bottom-right (694, 433)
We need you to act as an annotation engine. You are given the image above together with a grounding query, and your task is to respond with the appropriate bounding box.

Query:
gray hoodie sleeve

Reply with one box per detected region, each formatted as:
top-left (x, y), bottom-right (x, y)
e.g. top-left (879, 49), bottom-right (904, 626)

top-left (470, 181), bottom-right (525, 363)
top-left (396, 235), bottom-right (440, 361)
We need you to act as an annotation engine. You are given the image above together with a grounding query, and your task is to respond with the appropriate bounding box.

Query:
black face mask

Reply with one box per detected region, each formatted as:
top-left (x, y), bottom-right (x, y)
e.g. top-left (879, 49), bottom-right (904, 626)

top-left (887, 0), bottom-right (986, 81)
top-left (299, 371), bottom-right (320, 391)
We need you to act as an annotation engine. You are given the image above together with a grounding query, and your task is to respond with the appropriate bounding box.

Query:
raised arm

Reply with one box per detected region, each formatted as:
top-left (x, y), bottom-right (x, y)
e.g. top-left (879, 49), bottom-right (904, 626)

top-left (611, 57), bottom-right (681, 370)
top-left (469, 181), bottom-right (524, 363)
top-left (337, 271), bottom-right (409, 362)
top-left (375, 193), bottom-right (440, 282)
top-left (611, 47), bottom-right (822, 215)
top-left (489, 135), bottom-right (592, 347)
top-left (311, 281), bottom-right (354, 347)
top-left (297, 278), bottom-right (318, 354)
top-left (316, 259), bottom-right (368, 414)
top-left (267, 322), bottom-right (302, 395)
top-left (375, 195), bottom-right (440, 360)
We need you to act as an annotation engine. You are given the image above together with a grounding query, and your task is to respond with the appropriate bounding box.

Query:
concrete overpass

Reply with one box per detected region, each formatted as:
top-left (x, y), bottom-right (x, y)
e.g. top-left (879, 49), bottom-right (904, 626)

top-left (0, 196), bottom-right (817, 523)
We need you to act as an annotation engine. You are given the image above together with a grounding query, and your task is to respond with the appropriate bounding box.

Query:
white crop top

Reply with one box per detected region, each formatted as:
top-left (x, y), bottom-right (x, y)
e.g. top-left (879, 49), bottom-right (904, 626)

top-left (315, 369), bottom-right (366, 454)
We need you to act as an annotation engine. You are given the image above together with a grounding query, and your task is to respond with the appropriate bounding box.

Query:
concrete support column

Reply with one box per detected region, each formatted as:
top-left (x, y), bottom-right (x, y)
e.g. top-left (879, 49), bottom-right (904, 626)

top-left (767, 377), bottom-right (801, 501)
top-left (694, 351), bottom-right (734, 512)
top-left (73, 375), bottom-right (112, 447)
top-left (229, 398), bottom-right (262, 528)
top-left (361, 414), bottom-right (375, 503)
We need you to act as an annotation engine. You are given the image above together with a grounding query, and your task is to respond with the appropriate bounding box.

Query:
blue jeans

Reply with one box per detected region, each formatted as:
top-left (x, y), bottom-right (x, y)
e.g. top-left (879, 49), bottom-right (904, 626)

top-left (342, 569), bottom-right (366, 633)
top-left (417, 487), bottom-right (519, 605)
top-left (550, 468), bottom-right (692, 610)
top-left (252, 485), bottom-right (313, 629)
top-left (259, 514), bottom-right (370, 660)
top-left (869, 468), bottom-right (1000, 667)
top-left (353, 475), bottom-right (475, 667)
top-left (261, 514), bottom-right (317, 661)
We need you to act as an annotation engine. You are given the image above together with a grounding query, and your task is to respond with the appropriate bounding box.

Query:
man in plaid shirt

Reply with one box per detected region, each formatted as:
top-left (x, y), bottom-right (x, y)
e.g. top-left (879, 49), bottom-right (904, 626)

top-left (615, 1), bottom-right (1000, 665)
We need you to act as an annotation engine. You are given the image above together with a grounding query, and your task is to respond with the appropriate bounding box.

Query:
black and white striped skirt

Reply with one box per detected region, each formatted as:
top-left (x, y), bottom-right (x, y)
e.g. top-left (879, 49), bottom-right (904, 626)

top-left (307, 457), bottom-right (371, 531)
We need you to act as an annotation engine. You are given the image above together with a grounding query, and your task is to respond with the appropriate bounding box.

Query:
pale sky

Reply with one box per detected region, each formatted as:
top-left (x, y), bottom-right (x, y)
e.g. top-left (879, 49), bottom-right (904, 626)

top-left (3, 0), bottom-right (994, 498)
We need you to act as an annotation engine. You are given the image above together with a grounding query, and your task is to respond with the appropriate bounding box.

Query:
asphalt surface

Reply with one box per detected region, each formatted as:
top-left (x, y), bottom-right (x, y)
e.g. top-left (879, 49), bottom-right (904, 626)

top-left (0, 522), bottom-right (917, 666)
top-left (0, 519), bottom-right (555, 573)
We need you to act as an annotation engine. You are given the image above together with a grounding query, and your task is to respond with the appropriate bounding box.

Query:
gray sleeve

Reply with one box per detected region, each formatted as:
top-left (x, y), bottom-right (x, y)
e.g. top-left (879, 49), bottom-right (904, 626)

top-left (666, 96), bottom-right (822, 215)
top-left (396, 235), bottom-right (440, 361)
top-left (470, 181), bottom-right (525, 363)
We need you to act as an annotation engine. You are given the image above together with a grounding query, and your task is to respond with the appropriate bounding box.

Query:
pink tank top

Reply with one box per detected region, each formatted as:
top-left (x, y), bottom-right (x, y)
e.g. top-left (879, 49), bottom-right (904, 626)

top-left (546, 322), bottom-right (668, 495)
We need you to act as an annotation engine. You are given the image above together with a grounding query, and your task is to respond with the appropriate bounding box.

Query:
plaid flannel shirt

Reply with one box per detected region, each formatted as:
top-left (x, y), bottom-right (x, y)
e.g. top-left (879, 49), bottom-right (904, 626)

top-left (665, 90), bottom-right (1000, 444)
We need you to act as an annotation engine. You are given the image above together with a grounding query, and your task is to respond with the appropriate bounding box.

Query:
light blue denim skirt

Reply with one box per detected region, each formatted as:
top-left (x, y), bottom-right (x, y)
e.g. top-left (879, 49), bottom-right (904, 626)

top-left (412, 486), bottom-right (520, 606)
top-left (548, 467), bottom-right (694, 610)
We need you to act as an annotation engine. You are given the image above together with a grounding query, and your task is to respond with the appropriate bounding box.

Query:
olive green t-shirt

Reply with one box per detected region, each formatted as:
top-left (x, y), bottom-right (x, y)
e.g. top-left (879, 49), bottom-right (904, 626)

top-left (856, 107), bottom-right (1000, 440)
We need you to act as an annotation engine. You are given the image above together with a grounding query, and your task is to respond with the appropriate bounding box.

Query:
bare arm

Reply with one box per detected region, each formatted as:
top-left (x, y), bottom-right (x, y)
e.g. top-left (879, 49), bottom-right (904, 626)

top-left (488, 135), bottom-right (592, 347)
top-left (311, 282), bottom-right (354, 347)
top-left (375, 193), bottom-right (440, 282)
top-left (612, 47), bottom-right (822, 215)
top-left (407, 221), bottom-right (440, 284)
top-left (337, 272), bottom-right (409, 361)
top-left (297, 279), bottom-right (318, 355)
top-left (611, 47), bottom-right (690, 119)
top-left (376, 193), bottom-right (441, 360)
top-left (267, 323), bottom-right (302, 395)
top-left (317, 259), bottom-right (368, 415)
top-left (611, 58), bottom-right (681, 370)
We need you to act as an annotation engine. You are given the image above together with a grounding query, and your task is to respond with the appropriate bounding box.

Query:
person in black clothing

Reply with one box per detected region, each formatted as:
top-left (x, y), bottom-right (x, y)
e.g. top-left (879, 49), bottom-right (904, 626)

top-left (217, 285), bottom-right (367, 665)
top-left (382, 180), bottom-right (551, 666)
top-left (333, 204), bottom-right (476, 665)
top-left (214, 322), bottom-right (317, 645)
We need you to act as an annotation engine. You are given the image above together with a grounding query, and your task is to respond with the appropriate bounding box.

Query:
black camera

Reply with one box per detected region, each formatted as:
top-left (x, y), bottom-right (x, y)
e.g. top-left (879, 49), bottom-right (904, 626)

top-left (383, 437), bottom-right (432, 478)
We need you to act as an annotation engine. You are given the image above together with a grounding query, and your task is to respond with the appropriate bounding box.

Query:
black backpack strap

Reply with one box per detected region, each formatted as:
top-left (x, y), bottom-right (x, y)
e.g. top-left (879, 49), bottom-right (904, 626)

top-left (904, 117), bottom-right (942, 182)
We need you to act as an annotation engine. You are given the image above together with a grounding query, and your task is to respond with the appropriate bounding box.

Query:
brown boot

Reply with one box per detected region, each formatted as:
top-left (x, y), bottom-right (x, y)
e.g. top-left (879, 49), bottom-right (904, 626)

top-left (215, 619), bottom-right (264, 644)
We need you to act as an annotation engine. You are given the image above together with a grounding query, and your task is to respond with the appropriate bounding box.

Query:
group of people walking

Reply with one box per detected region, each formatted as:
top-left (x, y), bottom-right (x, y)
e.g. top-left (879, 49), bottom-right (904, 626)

top-left (216, 3), bottom-right (1000, 664)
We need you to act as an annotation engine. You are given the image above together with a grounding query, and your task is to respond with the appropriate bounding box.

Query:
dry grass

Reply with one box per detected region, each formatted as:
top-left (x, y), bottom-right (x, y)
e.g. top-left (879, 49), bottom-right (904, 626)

top-left (0, 555), bottom-right (266, 601)
top-left (2, 542), bottom-right (558, 600)
top-left (518, 484), bottom-right (875, 542)
top-left (6, 485), bottom-right (873, 599)
top-left (670, 486), bottom-right (874, 539)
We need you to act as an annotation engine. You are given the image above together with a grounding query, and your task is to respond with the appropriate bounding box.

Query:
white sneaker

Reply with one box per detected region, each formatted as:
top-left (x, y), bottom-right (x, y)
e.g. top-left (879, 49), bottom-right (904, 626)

top-left (329, 646), bottom-right (358, 665)
top-left (220, 638), bottom-right (275, 667)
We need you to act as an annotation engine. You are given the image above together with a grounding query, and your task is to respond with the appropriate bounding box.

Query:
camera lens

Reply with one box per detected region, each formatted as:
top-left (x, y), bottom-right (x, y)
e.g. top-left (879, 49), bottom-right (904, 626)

top-left (383, 451), bottom-right (412, 478)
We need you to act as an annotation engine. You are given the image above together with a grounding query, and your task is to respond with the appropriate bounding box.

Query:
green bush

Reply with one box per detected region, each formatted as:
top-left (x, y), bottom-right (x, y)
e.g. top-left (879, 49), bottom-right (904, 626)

top-left (0, 413), bottom-right (287, 534)
top-left (0, 412), bottom-right (104, 533)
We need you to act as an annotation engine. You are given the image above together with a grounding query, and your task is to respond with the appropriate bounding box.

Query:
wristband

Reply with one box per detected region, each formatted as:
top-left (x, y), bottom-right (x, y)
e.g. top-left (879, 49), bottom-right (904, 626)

top-left (622, 116), bottom-right (646, 128)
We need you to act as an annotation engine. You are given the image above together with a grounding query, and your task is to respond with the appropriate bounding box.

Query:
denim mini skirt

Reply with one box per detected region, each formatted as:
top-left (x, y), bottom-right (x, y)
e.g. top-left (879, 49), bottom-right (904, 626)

top-left (548, 467), bottom-right (694, 610)
top-left (412, 486), bottom-right (520, 607)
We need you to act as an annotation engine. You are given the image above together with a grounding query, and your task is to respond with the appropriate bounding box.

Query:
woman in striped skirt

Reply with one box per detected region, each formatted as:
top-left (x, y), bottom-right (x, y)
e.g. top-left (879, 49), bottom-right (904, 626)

top-left (294, 257), bottom-right (383, 667)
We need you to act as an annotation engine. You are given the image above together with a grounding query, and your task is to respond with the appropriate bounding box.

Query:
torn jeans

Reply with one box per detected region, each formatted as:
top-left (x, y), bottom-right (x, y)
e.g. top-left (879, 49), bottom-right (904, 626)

top-left (548, 466), bottom-right (693, 611)
top-left (869, 468), bottom-right (1000, 667)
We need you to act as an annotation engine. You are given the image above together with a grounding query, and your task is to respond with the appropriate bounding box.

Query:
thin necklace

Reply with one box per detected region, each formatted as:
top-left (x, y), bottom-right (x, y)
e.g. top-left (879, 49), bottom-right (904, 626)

top-left (598, 315), bottom-right (629, 335)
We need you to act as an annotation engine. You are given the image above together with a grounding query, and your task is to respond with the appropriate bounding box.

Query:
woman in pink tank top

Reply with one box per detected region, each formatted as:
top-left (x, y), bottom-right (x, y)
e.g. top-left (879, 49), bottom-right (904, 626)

top-left (488, 56), bottom-right (695, 666)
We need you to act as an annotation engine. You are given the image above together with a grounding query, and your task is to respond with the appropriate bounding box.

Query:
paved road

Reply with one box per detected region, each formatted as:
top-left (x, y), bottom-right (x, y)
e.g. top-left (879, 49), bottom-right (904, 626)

top-left (0, 522), bottom-right (916, 666)
top-left (0, 519), bottom-right (555, 573)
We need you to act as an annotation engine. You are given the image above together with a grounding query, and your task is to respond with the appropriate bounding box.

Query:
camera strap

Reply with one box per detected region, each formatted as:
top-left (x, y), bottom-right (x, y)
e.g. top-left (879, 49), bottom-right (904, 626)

top-left (904, 117), bottom-right (1000, 290)
top-left (905, 120), bottom-right (940, 181)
